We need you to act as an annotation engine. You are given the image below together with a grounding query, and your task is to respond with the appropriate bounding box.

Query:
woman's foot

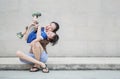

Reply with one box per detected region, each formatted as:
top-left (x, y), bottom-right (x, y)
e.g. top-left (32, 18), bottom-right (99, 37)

top-left (41, 64), bottom-right (49, 73)
top-left (30, 66), bottom-right (40, 72)
top-left (30, 64), bottom-right (40, 72)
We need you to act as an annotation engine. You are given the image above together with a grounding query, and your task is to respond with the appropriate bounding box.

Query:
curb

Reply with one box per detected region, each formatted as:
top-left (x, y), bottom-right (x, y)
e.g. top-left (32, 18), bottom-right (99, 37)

top-left (1, 57), bottom-right (120, 70)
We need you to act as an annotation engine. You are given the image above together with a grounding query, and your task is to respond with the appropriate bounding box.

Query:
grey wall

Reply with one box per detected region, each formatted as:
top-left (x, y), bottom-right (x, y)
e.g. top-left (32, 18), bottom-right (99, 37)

top-left (0, 0), bottom-right (120, 57)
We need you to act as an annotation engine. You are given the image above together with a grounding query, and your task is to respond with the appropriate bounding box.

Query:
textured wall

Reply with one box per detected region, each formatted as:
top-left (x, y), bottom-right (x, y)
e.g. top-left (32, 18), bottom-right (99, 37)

top-left (0, 0), bottom-right (120, 57)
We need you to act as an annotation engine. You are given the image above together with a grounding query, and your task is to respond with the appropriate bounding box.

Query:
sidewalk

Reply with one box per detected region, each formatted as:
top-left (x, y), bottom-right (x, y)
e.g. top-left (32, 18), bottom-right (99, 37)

top-left (0, 57), bottom-right (120, 70)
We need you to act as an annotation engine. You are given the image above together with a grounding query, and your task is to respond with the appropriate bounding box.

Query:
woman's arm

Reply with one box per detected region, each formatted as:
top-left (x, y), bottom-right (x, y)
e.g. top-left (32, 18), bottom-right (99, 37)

top-left (30, 25), bottom-right (42, 46)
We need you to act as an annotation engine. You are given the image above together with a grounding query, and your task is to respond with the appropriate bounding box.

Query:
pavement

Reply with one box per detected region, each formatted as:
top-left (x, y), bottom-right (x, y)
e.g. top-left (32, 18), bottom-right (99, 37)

top-left (0, 70), bottom-right (120, 79)
top-left (1, 57), bottom-right (120, 70)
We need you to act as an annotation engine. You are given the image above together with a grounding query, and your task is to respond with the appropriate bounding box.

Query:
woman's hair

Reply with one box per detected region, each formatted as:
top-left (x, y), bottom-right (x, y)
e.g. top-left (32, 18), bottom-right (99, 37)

top-left (51, 22), bottom-right (60, 33)
top-left (49, 33), bottom-right (59, 46)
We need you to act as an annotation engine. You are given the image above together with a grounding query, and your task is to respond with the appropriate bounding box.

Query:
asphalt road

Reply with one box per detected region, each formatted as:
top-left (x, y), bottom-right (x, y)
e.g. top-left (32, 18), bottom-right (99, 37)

top-left (0, 70), bottom-right (120, 79)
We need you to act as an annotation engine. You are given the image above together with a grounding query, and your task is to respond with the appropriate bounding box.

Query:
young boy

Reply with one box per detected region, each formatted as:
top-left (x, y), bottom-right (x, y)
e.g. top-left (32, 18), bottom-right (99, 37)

top-left (16, 12), bottom-right (41, 39)
top-left (17, 12), bottom-right (57, 45)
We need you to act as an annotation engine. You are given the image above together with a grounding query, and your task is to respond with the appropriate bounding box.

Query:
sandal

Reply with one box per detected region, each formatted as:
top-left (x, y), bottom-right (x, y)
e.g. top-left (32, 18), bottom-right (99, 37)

top-left (30, 66), bottom-right (40, 72)
top-left (41, 64), bottom-right (49, 73)
top-left (32, 12), bottom-right (41, 18)
top-left (16, 32), bottom-right (23, 39)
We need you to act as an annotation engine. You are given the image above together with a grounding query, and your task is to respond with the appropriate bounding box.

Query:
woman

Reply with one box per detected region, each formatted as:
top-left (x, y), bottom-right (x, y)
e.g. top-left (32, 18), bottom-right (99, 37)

top-left (16, 15), bottom-right (60, 72)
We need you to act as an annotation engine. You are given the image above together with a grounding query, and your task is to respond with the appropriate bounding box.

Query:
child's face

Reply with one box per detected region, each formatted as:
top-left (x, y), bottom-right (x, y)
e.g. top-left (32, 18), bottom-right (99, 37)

top-left (46, 23), bottom-right (56, 32)
top-left (46, 31), bottom-right (55, 39)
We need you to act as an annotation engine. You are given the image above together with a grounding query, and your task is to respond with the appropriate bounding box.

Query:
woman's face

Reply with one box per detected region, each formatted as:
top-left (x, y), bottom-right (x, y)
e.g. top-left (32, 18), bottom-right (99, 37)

top-left (46, 31), bottom-right (55, 39)
top-left (46, 23), bottom-right (56, 32)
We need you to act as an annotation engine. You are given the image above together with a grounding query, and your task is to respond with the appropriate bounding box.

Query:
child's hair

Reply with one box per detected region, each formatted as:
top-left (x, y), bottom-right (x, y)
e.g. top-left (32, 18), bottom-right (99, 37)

top-left (49, 33), bottom-right (59, 46)
top-left (51, 22), bottom-right (60, 33)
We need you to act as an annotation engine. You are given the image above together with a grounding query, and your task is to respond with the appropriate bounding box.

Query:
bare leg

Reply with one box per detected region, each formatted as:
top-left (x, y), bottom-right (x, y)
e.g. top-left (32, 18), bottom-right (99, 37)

top-left (22, 26), bottom-right (28, 35)
top-left (18, 16), bottom-right (38, 40)
top-left (23, 16), bottom-right (38, 35)
top-left (31, 42), bottom-right (43, 68)
top-left (31, 42), bottom-right (42, 61)
top-left (31, 42), bottom-right (49, 73)
top-left (32, 16), bottom-right (39, 25)
top-left (16, 51), bottom-right (46, 68)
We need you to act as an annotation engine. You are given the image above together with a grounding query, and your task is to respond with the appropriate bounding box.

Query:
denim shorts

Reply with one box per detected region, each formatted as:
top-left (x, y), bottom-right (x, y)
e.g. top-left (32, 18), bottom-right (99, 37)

top-left (20, 51), bottom-right (48, 64)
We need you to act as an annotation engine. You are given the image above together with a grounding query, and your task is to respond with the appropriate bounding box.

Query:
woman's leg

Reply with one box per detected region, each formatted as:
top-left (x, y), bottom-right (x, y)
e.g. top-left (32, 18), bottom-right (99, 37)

top-left (31, 42), bottom-right (43, 68)
top-left (16, 50), bottom-right (46, 68)
top-left (31, 42), bottom-right (43, 61)
top-left (29, 42), bottom-right (49, 72)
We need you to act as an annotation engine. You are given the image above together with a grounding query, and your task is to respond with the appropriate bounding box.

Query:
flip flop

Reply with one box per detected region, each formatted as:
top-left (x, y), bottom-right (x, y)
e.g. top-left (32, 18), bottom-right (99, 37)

top-left (30, 66), bottom-right (40, 72)
top-left (41, 64), bottom-right (49, 73)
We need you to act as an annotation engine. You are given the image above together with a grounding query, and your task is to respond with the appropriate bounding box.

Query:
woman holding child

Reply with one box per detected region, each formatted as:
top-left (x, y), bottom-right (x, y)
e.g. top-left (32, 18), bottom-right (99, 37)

top-left (16, 12), bottom-right (60, 73)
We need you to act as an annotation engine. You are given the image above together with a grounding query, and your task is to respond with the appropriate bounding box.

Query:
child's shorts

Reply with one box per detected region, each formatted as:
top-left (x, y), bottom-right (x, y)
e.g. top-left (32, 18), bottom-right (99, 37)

top-left (20, 51), bottom-right (48, 64)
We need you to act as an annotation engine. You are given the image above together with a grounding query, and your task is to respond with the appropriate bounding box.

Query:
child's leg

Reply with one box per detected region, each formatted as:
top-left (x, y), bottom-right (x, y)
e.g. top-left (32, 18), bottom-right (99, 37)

top-left (16, 26), bottom-right (28, 39)
top-left (32, 16), bottom-right (39, 25)
top-left (32, 12), bottom-right (41, 24)
top-left (16, 12), bottom-right (41, 39)
top-left (22, 26), bottom-right (28, 35)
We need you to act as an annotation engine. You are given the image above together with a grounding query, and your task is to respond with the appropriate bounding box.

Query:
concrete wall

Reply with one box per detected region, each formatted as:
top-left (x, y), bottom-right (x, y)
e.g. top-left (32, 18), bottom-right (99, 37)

top-left (0, 0), bottom-right (120, 57)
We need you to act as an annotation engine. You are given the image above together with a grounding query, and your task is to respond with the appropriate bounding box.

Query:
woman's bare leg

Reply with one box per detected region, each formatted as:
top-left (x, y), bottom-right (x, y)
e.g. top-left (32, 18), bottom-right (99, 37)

top-left (31, 42), bottom-right (43, 68)
top-left (32, 42), bottom-right (49, 73)
top-left (31, 42), bottom-right (42, 61)
top-left (16, 50), bottom-right (46, 68)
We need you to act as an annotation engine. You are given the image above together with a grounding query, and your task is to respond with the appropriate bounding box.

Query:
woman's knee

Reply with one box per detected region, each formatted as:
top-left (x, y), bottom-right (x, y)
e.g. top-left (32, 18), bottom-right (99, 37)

top-left (16, 50), bottom-right (23, 57)
top-left (32, 42), bottom-right (41, 49)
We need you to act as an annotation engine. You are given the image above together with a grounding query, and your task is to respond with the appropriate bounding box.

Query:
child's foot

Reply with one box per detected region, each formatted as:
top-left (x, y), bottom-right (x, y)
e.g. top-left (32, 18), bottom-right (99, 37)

top-left (32, 12), bottom-right (41, 18)
top-left (16, 32), bottom-right (23, 39)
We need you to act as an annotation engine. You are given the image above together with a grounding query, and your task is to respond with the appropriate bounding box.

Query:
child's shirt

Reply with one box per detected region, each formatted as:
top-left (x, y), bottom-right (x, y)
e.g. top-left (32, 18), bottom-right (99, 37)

top-left (27, 27), bottom-right (47, 43)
